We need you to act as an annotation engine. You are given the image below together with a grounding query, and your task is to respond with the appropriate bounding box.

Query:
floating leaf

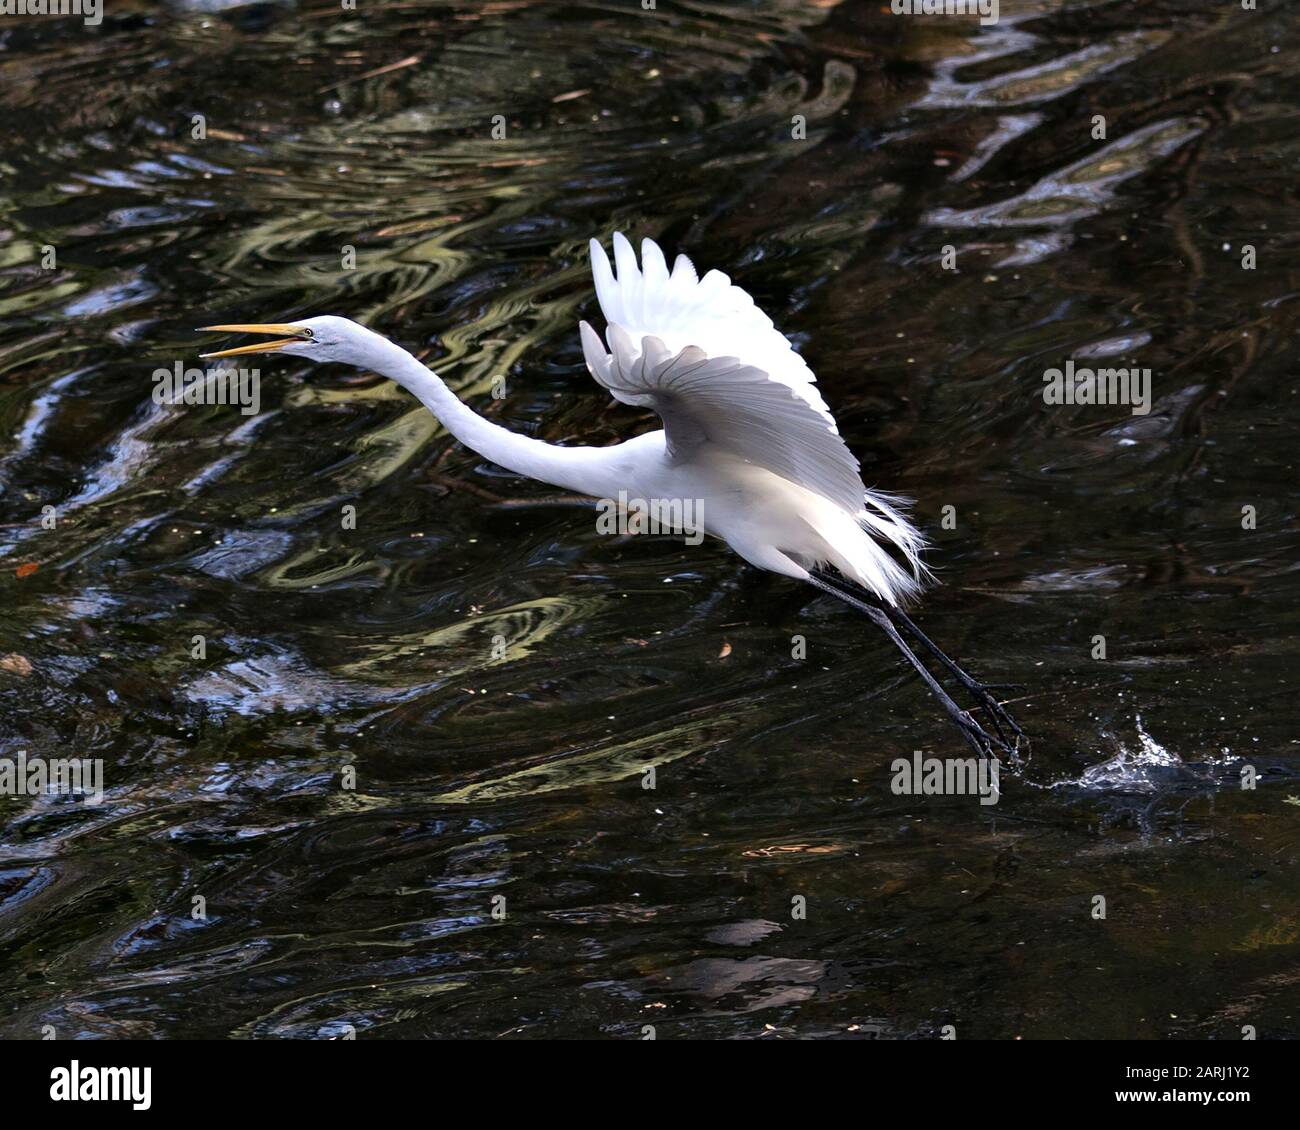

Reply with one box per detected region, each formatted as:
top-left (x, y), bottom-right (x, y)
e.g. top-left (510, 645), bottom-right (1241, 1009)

top-left (0, 654), bottom-right (33, 676)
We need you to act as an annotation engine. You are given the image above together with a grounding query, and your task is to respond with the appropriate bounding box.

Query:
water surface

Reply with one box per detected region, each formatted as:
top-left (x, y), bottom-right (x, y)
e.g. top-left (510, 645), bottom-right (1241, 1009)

top-left (1, 0), bottom-right (1298, 1039)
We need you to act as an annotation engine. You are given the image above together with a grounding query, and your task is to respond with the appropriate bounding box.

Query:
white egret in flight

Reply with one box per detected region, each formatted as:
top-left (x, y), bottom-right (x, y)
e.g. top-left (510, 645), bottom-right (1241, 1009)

top-left (201, 233), bottom-right (1022, 757)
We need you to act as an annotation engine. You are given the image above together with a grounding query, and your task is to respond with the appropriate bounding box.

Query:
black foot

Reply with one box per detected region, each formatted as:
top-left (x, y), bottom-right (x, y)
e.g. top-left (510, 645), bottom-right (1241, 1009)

top-left (885, 604), bottom-right (1026, 757)
top-left (807, 571), bottom-right (1027, 762)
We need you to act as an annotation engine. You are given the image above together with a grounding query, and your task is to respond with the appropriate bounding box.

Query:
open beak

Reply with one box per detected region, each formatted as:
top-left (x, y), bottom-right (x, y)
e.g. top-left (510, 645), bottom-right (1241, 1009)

top-left (198, 323), bottom-right (311, 359)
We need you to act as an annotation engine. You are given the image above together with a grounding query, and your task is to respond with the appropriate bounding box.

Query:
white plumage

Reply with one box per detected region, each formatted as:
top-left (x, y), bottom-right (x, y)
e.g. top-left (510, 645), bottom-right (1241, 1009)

top-left (580, 233), bottom-right (928, 605)
top-left (200, 233), bottom-right (1023, 758)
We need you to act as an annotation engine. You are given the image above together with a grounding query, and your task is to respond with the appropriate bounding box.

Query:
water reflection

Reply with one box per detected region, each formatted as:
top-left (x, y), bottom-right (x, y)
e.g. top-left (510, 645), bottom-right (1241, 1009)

top-left (1, 0), bottom-right (1298, 1039)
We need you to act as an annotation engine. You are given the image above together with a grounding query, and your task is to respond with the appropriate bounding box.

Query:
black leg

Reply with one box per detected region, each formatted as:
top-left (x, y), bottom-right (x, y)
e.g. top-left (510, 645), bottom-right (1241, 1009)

top-left (885, 603), bottom-right (1025, 742)
top-left (810, 568), bottom-right (1026, 755)
top-left (805, 573), bottom-right (1015, 760)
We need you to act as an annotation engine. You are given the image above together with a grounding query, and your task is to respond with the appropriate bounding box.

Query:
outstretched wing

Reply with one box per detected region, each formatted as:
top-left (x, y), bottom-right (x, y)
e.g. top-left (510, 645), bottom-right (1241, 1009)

top-left (579, 233), bottom-right (867, 516)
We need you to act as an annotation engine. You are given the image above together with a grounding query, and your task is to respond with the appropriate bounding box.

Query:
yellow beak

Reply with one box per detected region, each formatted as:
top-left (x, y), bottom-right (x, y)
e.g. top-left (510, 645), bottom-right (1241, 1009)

top-left (198, 323), bottom-right (312, 359)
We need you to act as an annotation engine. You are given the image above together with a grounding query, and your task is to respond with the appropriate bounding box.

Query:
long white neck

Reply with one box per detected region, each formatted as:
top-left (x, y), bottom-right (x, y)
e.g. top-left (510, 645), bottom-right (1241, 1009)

top-left (358, 332), bottom-right (621, 498)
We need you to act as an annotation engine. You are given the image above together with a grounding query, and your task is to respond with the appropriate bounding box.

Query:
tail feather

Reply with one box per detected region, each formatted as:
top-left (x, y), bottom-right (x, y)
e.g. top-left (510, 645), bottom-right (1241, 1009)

top-left (852, 491), bottom-right (931, 607)
top-left (792, 491), bottom-right (929, 607)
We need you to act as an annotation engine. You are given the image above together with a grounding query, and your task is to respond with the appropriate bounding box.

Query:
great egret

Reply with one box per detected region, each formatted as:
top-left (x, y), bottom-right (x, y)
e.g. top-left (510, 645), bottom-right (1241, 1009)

top-left (200, 233), bottom-right (1022, 757)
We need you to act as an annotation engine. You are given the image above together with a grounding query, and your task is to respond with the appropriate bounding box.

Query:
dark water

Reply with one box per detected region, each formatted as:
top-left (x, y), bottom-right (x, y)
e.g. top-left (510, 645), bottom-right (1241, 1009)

top-left (1, 0), bottom-right (1298, 1040)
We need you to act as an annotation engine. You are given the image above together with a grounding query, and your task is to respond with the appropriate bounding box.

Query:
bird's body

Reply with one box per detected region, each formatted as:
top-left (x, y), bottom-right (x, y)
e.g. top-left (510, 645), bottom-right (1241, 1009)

top-left (200, 234), bottom-right (1022, 756)
top-left (578, 234), bottom-right (926, 603)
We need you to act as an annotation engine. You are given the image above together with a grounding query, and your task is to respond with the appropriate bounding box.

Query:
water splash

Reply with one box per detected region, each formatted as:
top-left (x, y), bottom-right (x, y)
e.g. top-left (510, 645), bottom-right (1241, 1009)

top-left (1053, 715), bottom-right (1216, 794)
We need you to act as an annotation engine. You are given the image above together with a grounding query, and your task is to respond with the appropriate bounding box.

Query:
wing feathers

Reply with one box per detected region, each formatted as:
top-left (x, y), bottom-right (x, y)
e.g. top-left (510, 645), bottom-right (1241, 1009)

top-left (641, 238), bottom-right (670, 290)
top-left (582, 234), bottom-right (866, 515)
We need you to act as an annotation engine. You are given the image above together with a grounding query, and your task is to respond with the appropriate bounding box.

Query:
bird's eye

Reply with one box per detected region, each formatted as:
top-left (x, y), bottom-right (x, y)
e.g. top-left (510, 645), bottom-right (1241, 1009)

top-left (301, 328), bottom-right (314, 339)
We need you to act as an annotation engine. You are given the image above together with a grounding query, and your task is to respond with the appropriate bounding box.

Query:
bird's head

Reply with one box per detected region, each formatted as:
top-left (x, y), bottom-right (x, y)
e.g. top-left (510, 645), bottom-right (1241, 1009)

top-left (198, 315), bottom-right (385, 368)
